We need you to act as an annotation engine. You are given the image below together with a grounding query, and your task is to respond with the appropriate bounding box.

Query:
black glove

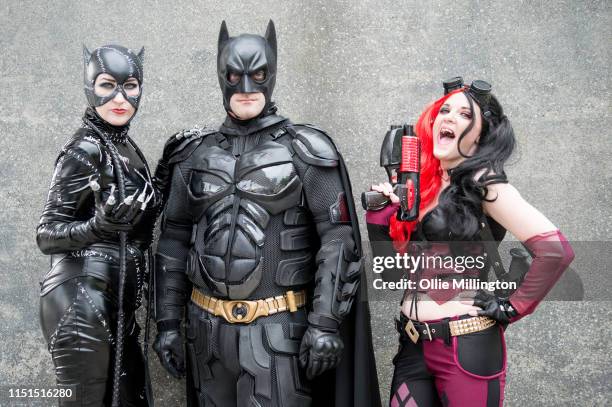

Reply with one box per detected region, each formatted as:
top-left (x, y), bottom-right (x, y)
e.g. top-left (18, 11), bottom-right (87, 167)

top-left (153, 327), bottom-right (185, 379)
top-left (299, 326), bottom-right (344, 380)
top-left (472, 289), bottom-right (518, 324)
top-left (89, 179), bottom-right (151, 238)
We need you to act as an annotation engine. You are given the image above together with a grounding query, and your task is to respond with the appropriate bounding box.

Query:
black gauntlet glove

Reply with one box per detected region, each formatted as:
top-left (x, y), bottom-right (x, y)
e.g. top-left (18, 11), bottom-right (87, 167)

top-left (472, 289), bottom-right (519, 325)
top-left (299, 326), bottom-right (344, 380)
top-left (153, 324), bottom-right (185, 379)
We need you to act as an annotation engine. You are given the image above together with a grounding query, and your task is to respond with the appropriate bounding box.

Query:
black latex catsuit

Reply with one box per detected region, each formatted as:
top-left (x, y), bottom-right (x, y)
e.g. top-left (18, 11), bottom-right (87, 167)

top-left (37, 45), bottom-right (156, 406)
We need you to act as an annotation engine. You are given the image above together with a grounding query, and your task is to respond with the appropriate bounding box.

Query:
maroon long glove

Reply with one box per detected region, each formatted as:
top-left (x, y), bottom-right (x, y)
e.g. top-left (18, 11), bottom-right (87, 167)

top-left (365, 202), bottom-right (400, 226)
top-left (509, 230), bottom-right (575, 322)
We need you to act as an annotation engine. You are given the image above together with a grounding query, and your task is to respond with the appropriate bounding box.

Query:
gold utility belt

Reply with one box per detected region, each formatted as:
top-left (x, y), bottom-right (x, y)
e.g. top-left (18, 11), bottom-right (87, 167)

top-left (191, 288), bottom-right (307, 324)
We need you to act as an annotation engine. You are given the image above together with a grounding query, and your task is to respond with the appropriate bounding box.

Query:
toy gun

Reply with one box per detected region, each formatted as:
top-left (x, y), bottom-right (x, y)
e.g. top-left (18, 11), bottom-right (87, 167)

top-left (361, 124), bottom-right (421, 222)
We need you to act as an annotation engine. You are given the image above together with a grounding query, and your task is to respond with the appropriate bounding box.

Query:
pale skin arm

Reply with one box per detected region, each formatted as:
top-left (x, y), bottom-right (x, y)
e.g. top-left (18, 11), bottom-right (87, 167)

top-left (372, 180), bottom-right (559, 318)
top-left (462, 182), bottom-right (558, 314)
top-left (481, 182), bottom-right (557, 241)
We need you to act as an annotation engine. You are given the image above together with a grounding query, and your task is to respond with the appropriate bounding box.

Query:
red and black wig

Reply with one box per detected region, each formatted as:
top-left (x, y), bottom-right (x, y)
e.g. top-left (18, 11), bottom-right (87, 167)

top-left (389, 87), bottom-right (515, 248)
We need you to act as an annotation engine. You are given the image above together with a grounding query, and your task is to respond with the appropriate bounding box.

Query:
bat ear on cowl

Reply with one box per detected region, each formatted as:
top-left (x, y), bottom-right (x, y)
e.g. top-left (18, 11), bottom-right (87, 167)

top-left (264, 19), bottom-right (277, 56)
top-left (218, 21), bottom-right (230, 54)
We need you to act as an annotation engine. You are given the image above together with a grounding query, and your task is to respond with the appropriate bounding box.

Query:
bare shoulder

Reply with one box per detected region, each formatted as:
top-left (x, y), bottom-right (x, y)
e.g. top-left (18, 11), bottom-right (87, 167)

top-left (483, 181), bottom-right (521, 202)
top-left (483, 182), bottom-right (556, 241)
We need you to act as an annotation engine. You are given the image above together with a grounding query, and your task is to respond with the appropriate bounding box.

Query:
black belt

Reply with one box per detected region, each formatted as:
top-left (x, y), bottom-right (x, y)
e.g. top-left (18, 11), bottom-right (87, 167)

top-left (396, 314), bottom-right (451, 345)
top-left (396, 314), bottom-right (496, 345)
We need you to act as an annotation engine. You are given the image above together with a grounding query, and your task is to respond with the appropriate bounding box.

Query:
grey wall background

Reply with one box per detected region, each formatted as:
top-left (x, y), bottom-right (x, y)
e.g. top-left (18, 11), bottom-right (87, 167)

top-left (0, 0), bottom-right (610, 405)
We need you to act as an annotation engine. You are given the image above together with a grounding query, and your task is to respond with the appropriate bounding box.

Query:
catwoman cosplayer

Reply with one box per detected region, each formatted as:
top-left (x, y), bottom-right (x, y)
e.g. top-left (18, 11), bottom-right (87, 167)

top-left (152, 21), bottom-right (381, 407)
top-left (366, 79), bottom-right (574, 406)
top-left (37, 45), bottom-right (157, 406)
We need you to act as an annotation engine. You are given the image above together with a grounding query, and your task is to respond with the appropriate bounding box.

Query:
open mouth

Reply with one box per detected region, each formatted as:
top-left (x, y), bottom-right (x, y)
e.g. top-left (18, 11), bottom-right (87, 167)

top-left (439, 128), bottom-right (455, 145)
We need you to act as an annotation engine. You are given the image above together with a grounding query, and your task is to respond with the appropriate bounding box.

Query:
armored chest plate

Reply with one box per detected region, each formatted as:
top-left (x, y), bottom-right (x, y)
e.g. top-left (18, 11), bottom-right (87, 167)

top-left (188, 140), bottom-right (304, 299)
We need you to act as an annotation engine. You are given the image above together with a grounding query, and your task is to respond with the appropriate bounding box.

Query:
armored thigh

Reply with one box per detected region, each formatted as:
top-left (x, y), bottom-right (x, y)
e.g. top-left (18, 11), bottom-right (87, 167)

top-left (236, 311), bottom-right (312, 407)
top-left (185, 302), bottom-right (312, 407)
top-left (185, 302), bottom-right (239, 407)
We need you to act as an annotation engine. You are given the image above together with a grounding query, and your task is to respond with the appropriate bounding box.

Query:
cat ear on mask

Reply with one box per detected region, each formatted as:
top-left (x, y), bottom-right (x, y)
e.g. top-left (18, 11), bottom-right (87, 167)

top-left (82, 44), bottom-right (92, 66)
top-left (218, 21), bottom-right (229, 54)
top-left (137, 46), bottom-right (145, 63)
top-left (264, 20), bottom-right (277, 57)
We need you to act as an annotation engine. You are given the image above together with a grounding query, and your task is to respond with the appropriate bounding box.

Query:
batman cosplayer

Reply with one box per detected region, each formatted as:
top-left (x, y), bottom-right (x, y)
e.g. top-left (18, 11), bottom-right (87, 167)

top-left (152, 21), bottom-right (381, 407)
top-left (37, 45), bottom-right (157, 406)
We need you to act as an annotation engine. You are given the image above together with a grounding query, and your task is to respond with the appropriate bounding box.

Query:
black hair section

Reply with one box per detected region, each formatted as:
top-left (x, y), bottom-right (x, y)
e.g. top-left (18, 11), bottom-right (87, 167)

top-left (437, 92), bottom-right (516, 240)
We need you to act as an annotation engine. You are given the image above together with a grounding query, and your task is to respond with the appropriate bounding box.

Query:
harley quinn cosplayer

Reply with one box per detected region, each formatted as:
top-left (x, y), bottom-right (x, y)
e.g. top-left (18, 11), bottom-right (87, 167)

top-left (152, 21), bottom-right (381, 407)
top-left (366, 78), bottom-right (574, 406)
top-left (37, 45), bottom-right (157, 406)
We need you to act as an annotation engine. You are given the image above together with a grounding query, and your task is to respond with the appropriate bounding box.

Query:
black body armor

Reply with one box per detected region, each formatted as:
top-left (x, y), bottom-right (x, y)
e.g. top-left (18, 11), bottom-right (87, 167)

top-left (155, 116), bottom-right (359, 321)
top-left (153, 20), bottom-right (380, 407)
top-left (154, 115), bottom-right (362, 406)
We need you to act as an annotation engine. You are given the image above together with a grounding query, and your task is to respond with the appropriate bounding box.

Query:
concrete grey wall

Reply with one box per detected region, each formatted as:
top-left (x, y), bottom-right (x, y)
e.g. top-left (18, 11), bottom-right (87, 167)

top-left (0, 0), bottom-right (610, 405)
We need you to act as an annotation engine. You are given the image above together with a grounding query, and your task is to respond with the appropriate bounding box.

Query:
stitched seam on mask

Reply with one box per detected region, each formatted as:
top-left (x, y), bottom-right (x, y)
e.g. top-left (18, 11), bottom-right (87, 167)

top-left (97, 46), bottom-right (139, 78)
top-left (96, 49), bottom-right (106, 73)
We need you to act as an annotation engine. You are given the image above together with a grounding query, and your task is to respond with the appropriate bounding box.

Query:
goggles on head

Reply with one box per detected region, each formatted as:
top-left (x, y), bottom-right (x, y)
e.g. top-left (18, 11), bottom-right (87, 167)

top-left (442, 77), bottom-right (494, 119)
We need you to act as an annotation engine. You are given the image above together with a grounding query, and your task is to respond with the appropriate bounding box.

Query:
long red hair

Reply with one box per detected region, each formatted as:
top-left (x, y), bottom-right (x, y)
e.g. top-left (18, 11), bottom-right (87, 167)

top-left (388, 89), bottom-right (464, 250)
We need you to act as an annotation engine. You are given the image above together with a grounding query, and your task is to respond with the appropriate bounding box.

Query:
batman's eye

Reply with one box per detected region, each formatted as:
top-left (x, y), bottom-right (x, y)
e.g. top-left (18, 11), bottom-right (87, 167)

top-left (227, 72), bottom-right (241, 85)
top-left (251, 70), bottom-right (266, 83)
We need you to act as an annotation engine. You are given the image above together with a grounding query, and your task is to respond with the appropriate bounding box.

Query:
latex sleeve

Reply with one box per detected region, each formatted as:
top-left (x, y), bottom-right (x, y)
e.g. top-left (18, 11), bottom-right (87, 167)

top-left (36, 143), bottom-right (101, 255)
top-left (509, 229), bottom-right (574, 321)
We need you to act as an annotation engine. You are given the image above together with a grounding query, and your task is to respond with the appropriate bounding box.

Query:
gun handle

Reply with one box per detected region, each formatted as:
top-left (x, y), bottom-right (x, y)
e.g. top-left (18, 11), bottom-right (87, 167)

top-left (396, 172), bottom-right (420, 221)
top-left (361, 191), bottom-right (391, 211)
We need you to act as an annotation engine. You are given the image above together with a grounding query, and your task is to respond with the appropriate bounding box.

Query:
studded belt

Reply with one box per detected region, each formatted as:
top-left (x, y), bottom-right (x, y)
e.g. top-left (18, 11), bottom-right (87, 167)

top-left (191, 288), bottom-right (307, 324)
top-left (397, 314), bottom-right (496, 344)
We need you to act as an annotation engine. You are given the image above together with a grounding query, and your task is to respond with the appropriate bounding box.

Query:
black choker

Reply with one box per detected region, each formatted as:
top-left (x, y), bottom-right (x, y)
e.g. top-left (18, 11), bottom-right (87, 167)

top-left (82, 108), bottom-right (130, 144)
top-left (104, 129), bottom-right (129, 144)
